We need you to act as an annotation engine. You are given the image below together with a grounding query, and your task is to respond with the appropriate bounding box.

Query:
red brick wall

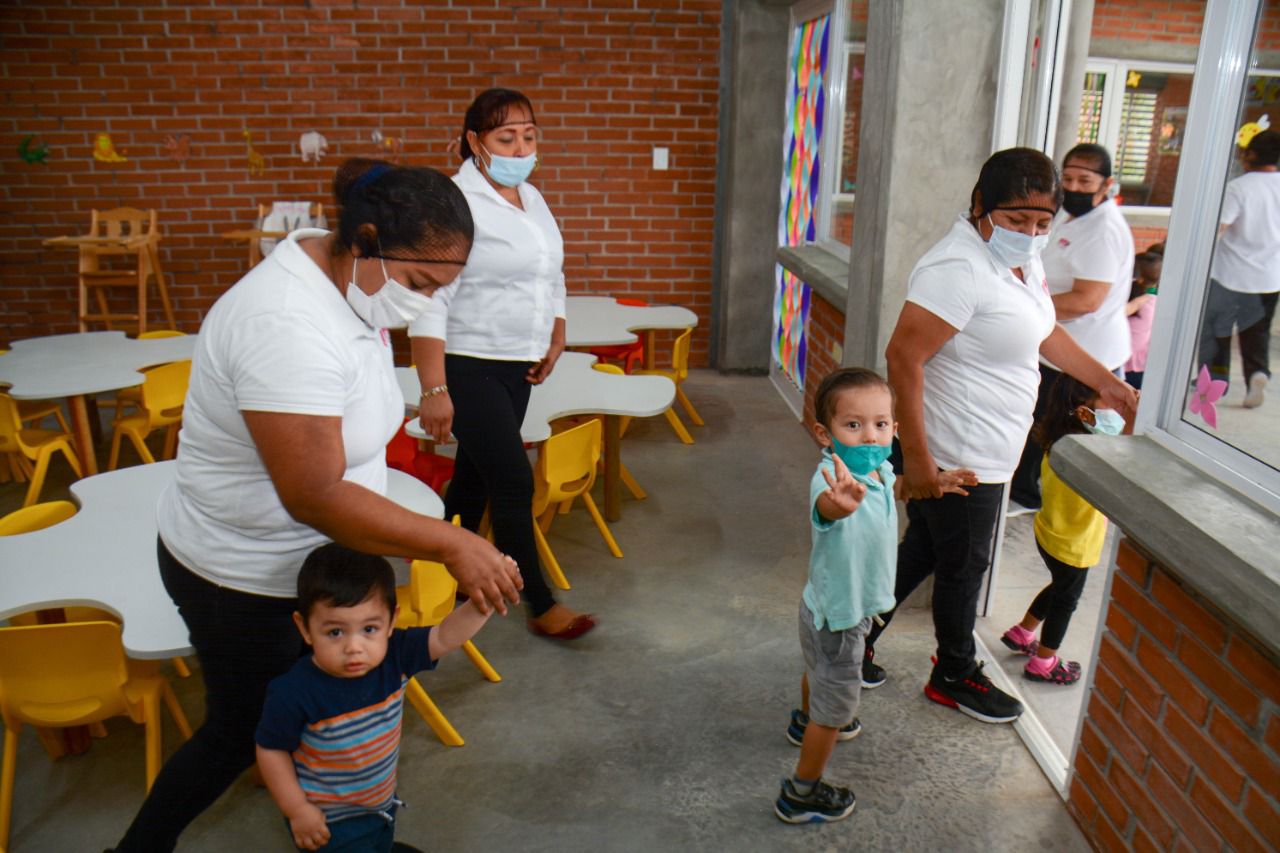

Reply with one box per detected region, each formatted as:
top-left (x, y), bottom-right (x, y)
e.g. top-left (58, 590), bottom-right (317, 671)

top-left (1069, 538), bottom-right (1279, 852)
top-left (801, 288), bottom-right (843, 428)
top-left (0, 1), bottom-right (720, 367)
top-left (1092, 0), bottom-right (1280, 50)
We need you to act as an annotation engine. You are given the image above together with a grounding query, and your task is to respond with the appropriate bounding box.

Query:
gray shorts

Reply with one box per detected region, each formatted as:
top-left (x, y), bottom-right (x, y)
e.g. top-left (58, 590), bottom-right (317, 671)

top-left (798, 600), bottom-right (870, 729)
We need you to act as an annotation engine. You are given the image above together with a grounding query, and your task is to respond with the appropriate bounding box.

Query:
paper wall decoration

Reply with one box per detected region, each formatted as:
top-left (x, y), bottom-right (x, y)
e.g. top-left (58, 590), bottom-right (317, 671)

top-left (93, 133), bottom-right (126, 162)
top-left (1237, 114), bottom-right (1271, 149)
top-left (1188, 365), bottom-right (1227, 429)
top-left (163, 133), bottom-right (191, 163)
top-left (298, 131), bottom-right (328, 163)
top-left (243, 130), bottom-right (265, 176)
top-left (372, 130), bottom-right (403, 163)
top-left (18, 135), bottom-right (49, 164)
top-left (1126, 70), bottom-right (1142, 88)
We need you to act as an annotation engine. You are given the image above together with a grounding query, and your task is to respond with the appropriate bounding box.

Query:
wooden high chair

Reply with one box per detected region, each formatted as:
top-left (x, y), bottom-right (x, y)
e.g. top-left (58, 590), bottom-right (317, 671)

top-left (77, 208), bottom-right (175, 335)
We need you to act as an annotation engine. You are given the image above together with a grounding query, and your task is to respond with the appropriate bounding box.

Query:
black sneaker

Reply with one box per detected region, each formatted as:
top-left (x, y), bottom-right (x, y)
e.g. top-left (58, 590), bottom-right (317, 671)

top-left (774, 777), bottom-right (856, 824)
top-left (786, 708), bottom-right (862, 746)
top-left (862, 647), bottom-right (886, 689)
top-left (924, 661), bottom-right (1023, 723)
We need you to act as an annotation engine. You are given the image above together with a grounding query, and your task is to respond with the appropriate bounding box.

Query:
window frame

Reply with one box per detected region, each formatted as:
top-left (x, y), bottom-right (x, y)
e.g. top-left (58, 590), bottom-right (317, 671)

top-left (1134, 0), bottom-right (1279, 513)
top-left (823, 40), bottom-right (866, 260)
top-left (796, 0), bottom-right (850, 260)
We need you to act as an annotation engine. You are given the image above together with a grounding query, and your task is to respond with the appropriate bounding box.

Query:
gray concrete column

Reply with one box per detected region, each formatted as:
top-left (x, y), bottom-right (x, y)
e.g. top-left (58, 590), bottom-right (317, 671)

top-left (1052, 0), bottom-right (1096, 160)
top-left (843, 0), bottom-right (1006, 372)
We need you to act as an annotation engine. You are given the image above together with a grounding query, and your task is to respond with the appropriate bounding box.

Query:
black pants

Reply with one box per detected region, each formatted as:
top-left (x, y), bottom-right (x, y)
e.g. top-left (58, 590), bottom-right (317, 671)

top-left (444, 354), bottom-right (555, 617)
top-left (115, 540), bottom-right (305, 852)
top-left (865, 483), bottom-right (1005, 679)
top-left (1008, 364), bottom-right (1061, 508)
top-left (1027, 542), bottom-right (1089, 651)
top-left (1200, 282), bottom-right (1278, 385)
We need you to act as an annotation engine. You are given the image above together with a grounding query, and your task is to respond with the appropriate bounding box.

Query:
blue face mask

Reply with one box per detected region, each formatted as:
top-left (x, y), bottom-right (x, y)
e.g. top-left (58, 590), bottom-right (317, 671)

top-left (829, 439), bottom-right (893, 476)
top-left (985, 215), bottom-right (1050, 269)
top-left (1084, 408), bottom-right (1125, 436)
top-left (479, 143), bottom-right (536, 188)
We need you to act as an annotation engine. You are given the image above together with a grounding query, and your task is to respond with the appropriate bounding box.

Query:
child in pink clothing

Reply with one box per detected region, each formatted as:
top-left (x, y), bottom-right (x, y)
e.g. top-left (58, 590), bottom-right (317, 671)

top-left (1124, 248), bottom-right (1163, 390)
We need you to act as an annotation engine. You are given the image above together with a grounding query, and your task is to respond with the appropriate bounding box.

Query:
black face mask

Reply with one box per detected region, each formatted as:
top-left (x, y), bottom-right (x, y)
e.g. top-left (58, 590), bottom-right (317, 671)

top-left (1062, 190), bottom-right (1098, 217)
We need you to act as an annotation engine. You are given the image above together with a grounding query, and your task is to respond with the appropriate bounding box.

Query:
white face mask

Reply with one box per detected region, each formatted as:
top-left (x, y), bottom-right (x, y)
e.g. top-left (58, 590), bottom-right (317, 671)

top-left (345, 256), bottom-right (433, 330)
top-left (985, 215), bottom-right (1050, 270)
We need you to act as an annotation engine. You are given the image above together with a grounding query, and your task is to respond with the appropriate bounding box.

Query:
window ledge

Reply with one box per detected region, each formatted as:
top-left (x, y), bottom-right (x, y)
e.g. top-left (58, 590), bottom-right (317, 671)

top-left (776, 244), bottom-right (849, 308)
top-left (1052, 434), bottom-right (1280, 658)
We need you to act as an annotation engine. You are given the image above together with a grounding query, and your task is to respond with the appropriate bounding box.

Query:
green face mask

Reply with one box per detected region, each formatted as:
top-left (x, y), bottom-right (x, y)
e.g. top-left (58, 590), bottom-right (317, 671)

top-left (829, 438), bottom-right (892, 475)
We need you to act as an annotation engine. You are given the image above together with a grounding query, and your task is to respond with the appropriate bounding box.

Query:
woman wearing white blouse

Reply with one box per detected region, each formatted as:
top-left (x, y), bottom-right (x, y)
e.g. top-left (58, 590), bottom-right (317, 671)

top-left (410, 89), bottom-right (595, 640)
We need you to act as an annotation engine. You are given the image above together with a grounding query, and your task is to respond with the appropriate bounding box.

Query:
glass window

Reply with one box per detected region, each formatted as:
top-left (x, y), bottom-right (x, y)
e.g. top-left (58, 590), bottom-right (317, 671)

top-left (830, 46), bottom-right (865, 248)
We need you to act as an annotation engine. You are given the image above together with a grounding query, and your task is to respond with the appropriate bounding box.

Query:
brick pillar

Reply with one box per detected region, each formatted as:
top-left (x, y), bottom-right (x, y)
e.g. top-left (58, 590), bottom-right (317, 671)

top-left (1068, 538), bottom-right (1280, 851)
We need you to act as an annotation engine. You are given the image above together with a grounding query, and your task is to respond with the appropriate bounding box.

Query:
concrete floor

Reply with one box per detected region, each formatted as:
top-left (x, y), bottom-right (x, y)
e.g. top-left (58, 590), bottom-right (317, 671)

top-left (2, 371), bottom-right (1090, 852)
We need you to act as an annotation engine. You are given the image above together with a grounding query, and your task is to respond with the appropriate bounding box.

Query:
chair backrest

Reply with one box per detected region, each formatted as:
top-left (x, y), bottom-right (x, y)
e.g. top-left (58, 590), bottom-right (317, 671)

top-left (395, 516), bottom-right (462, 629)
top-left (90, 208), bottom-right (158, 242)
top-left (0, 393), bottom-right (29, 453)
top-left (0, 622), bottom-right (131, 728)
top-left (137, 330), bottom-right (186, 340)
top-left (0, 500), bottom-right (76, 536)
top-left (671, 328), bottom-right (693, 382)
top-left (138, 360), bottom-right (192, 421)
top-left (258, 201), bottom-right (326, 257)
top-left (536, 419), bottom-right (601, 507)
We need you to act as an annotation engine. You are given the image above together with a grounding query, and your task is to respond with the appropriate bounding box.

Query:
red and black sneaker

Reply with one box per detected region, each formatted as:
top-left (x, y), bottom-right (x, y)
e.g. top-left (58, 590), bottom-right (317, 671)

top-left (924, 661), bottom-right (1023, 723)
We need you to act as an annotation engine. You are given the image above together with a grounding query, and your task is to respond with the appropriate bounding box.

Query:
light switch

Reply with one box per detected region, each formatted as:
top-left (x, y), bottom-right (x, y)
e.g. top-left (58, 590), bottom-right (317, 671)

top-left (652, 147), bottom-right (669, 170)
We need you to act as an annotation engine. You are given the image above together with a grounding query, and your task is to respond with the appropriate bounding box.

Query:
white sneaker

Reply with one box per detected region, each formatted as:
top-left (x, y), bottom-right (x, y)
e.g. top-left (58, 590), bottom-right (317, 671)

top-left (1244, 372), bottom-right (1269, 408)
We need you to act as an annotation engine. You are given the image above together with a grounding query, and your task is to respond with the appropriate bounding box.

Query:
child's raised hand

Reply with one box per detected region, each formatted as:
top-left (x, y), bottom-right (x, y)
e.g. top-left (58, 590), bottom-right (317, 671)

top-left (289, 803), bottom-right (330, 851)
top-left (819, 452), bottom-right (867, 517)
top-left (936, 468), bottom-right (979, 496)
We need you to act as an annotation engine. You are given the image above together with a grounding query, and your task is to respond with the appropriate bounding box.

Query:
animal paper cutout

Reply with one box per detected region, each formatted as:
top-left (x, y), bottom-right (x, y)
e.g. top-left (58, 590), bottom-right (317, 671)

top-left (1126, 70), bottom-right (1142, 88)
top-left (18, 135), bottom-right (49, 164)
top-left (163, 133), bottom-right (191, 163)
top-left (298, 131), bottom-right (328, 163)
top-left (93, 133), bottom-right (126, 162)
top-left (372, 130), bottom-right (403, 163)
top-left (1237, 114), bottom-right (1271, 149)
top-left (243, 130), bottom-right (265, 176)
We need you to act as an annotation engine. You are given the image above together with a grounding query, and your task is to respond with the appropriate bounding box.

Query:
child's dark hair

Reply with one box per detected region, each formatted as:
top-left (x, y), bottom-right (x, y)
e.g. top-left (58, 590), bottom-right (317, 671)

top-left (1131, 250), bottom-right (1163, 299)
top-left (969, 147), bottom-right (1063, 218)
top-left (297, 543), bottom-right (397, 622)
top-left (814, 367), bottom-right (893, 428)
top-left (458, 88), bottom-right (537, 161)
top-left (331, 158), bottom-right (474, 262)
top-left (1031, 375), bottom-right (1096, 453)
top-left (1247, 129), bottom-right (1280, 167)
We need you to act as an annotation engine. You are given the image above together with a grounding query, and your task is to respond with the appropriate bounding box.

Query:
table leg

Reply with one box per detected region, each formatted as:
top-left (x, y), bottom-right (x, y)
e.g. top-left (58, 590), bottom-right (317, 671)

top-left (603, 414), bottom-right (622, 521)
top-left (67, 394), bottom-right (99, 475)
top-left (644, 331), bottom-right (657, 370)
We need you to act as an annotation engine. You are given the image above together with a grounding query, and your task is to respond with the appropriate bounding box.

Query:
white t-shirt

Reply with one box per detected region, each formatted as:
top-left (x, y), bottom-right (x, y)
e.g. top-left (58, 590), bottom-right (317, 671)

top-left (1211, 171), bottom-right (1280, 294)
top-left (157, 229), bottom-right (403, 598)
top-left (1040, 199), bottom-right (1135, 371)
top-left (408, 157), bottom-right (566, 360)
top-left (905, 217), bottom-right (1057, 483)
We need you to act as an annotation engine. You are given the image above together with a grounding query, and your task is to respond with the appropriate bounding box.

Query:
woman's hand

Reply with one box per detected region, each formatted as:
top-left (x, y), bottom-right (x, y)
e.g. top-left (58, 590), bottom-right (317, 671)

top-left (418, 391), bottom-right (454, 444)
top-left (442, 527), bottom-right (523, 616)
top-left (896, 448), bottom-right (945, 501)
top-left (1097, 374), bottom-right (1140, 422)
top-left (526, 340), bottom-right (563, 385)
top-left (288, 803), bottom-right (330, 851)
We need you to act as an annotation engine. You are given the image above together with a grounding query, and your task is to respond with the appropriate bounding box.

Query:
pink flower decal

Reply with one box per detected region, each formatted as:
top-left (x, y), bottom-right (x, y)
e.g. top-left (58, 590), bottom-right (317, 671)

top-left (1188, 364), bottom-right (1227, 429)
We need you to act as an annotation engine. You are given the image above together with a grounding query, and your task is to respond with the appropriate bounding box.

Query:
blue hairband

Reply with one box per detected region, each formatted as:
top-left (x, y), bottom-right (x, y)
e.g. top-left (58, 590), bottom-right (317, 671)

top-left (353, 163), bottom-right (392, 192)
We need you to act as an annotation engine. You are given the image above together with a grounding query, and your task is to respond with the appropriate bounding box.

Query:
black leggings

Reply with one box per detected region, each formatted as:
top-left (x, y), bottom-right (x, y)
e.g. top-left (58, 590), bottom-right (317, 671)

top-left (865, 482), bottom-right (1005, 679)
top-left (115, 539), bottom-right (305, 852)
top-left (1027, 542), bottom-right (1089, 651)
top-left (444, 354), bottom-right (556, 617)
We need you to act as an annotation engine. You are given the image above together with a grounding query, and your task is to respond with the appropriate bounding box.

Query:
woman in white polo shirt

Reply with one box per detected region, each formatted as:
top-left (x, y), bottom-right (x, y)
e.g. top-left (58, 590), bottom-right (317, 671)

top-left (1010, 143), bottom-right (1135, 510)
top-left (114, 160), bottom-right (522, 852)
top-left (865, 149), bottom-right (1137, 725)
top-left (410, 88), bottom-right (595, 640)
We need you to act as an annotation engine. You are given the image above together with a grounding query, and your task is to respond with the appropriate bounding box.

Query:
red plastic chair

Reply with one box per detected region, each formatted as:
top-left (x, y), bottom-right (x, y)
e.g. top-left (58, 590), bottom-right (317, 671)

top-left (386, 418), bottom-right (455, 494)
top-left (587, 297), bottom-right (647, 373)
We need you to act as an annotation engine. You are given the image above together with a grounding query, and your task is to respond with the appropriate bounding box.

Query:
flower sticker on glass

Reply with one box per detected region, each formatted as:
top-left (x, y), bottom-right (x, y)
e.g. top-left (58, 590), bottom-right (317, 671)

top-left (1188, 364), bottom-right (1228, 430)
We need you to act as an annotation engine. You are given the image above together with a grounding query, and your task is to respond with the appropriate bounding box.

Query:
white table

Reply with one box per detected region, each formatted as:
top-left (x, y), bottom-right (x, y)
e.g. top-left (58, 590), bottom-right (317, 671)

top-left (0, 331), bottom-right (197, 475)
top-left (0, 461), bottom-right (443, 659)
top-left (564, 296), bottom-right (698, 368)
top-left (399, 351), bottom-right (675, 519)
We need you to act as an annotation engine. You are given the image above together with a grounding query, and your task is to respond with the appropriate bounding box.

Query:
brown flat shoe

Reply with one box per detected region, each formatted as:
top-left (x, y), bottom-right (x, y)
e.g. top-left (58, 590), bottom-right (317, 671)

top-left (528, 612), bottom-right (596, 640)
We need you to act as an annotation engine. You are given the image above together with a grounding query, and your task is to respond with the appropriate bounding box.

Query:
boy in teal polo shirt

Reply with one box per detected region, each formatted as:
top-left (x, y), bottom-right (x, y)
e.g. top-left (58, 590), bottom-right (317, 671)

top-left (774, 368), bottom-right (975, 824)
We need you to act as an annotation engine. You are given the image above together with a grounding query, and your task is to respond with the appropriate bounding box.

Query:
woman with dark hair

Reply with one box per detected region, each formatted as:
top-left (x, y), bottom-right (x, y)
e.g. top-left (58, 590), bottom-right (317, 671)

top-left (112, 159), bottom-right (523, 852)
top-left (1009, 142), bottom-right (1135, 511)
top-left (864, 148), bottom-right (1137, 724)
top-left (409, 88), bottom-right (595, 640)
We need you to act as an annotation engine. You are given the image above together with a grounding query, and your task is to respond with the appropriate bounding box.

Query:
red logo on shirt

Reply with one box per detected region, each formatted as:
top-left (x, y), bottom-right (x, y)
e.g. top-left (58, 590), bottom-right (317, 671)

top-left (1042, 278), bottom-right (1050, 295)
top-left (1058, 238), bottom-right (1070, 248)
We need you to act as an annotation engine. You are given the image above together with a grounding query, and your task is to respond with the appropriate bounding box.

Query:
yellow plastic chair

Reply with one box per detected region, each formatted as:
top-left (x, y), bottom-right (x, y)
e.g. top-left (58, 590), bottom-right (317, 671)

top-left (0, 354), bottom-right (71, 437)
top-left (634, 327), bottom-right (704, 444)
top-left (393, 519), bottom-right (501, 747)
top-left (0, 621), bottom-right (194, 851)
top-left (99, 330), bottom-right (188, 421)
top-left (107, 360), bottom-right (191, 470)
top-left (531, 419), bottom-right (623, 591)
top-left (589, 363), bottom-right (646, 501)
top-left (0, 393), bottom-right (83, 507)
top-left (0, 502), bottom-right (192, 680)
